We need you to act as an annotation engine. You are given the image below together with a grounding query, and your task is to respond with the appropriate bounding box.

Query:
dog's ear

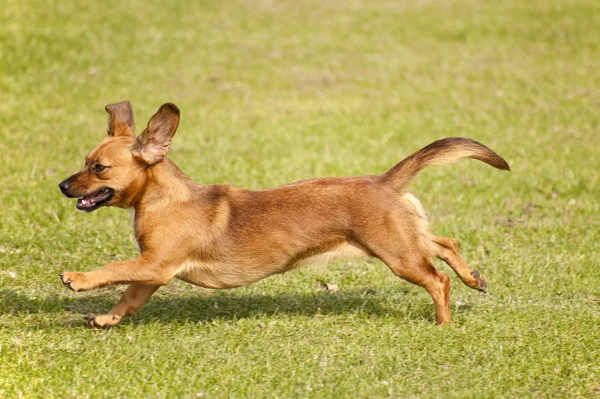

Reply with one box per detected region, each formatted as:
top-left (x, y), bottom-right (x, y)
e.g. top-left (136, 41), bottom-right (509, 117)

top-left (132, 103), bottom-right (180, 165)
top-left (105, 101), bottom-right (135, 137)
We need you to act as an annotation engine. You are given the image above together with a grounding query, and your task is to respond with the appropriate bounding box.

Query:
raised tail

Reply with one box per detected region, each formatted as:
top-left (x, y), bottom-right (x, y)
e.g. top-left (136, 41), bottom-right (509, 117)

top-left (381, 137), bottom-right (510, 190)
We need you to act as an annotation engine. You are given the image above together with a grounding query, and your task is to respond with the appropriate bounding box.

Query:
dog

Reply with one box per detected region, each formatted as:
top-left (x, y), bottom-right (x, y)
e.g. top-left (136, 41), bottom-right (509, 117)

top-left (58, 101), bottom-right (510, 327)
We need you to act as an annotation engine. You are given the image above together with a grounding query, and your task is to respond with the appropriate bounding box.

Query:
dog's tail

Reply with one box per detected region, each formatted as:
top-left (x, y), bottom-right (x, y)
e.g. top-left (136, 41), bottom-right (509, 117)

top-left (380, 137), bottom-right (510, 190)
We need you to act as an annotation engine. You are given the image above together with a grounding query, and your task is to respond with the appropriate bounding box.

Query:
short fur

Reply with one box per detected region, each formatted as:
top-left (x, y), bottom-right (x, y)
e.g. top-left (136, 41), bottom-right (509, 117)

top-left (58, 102), bottom-right (510, 327)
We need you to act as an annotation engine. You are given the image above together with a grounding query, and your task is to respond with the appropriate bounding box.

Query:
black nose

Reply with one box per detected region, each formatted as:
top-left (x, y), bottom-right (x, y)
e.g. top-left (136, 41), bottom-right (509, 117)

top-left (59, 180), bottom-right (70, 194)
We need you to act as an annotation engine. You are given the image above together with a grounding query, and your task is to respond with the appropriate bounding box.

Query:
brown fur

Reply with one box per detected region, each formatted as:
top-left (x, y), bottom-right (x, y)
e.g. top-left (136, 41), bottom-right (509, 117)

top-left (58, 102), bottom-right (509, 328)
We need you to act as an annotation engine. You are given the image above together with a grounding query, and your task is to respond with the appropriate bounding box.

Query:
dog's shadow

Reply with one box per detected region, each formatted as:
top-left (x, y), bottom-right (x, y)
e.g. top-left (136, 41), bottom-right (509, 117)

top-left (132, 290), bottom-right (415, 325)
top-left (0, 287), bottom-right (471, 326)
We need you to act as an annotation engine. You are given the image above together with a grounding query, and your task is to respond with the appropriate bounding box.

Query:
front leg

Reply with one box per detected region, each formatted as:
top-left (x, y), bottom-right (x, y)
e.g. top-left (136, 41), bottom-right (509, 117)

top-left (59, 257), bottom-right (173, 292)
top-left (86, 284), bottom-right (161, 328)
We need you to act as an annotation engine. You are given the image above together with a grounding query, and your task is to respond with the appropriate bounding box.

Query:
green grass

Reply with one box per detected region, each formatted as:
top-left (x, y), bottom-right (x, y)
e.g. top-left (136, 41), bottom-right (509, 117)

top-left (1, 0), bottom-right (599, 397)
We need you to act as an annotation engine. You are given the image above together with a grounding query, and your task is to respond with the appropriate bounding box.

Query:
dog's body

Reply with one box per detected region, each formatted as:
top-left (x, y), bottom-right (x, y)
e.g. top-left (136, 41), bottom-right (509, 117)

top-left (59, 102), bottom-right (509, 327)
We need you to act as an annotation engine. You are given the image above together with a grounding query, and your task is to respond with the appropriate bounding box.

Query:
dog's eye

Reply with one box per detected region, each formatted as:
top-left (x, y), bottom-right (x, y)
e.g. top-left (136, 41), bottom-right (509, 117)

top-left (94, 164), bottom-right (106, 173)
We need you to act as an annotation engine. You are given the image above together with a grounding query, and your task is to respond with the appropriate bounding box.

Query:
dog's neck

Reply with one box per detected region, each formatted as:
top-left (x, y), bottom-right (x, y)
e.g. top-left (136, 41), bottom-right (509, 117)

top-left (133, 159), bottom-right (196, 212)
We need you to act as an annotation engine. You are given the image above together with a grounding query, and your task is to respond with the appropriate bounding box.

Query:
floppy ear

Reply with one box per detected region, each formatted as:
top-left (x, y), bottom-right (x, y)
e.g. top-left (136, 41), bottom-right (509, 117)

top-left (132, 103), bottom-right (180, 165)
top-left (105, 101), bottom-right (135, 137)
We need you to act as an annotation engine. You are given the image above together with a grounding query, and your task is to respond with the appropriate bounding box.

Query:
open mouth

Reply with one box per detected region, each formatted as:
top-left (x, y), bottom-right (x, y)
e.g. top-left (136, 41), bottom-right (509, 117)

top-left (76, 188), bottom-right (115, 212)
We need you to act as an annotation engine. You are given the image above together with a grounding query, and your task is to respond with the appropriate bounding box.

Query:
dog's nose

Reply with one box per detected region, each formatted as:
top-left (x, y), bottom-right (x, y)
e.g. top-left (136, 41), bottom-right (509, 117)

top-left (59, 180), bottom-right (70, 194)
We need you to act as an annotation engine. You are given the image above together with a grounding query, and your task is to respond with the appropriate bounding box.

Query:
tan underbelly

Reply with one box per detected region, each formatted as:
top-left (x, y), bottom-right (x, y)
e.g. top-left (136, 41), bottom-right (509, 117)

top-left (288, 239), bottom-right (372, 269)
top-left (175, 240), bottom-right (372, 289)
top-left (175, 261), bottom-right (260, 289)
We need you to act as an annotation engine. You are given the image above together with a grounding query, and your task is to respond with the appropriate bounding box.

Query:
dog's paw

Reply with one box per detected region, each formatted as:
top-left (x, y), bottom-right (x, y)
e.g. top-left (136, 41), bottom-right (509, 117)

top-left (58, 272), bottom-right (86, 292)
top-left (471, 270), bottom-right (487, 293)
top-left (86, 314), bottom-right (122, 329)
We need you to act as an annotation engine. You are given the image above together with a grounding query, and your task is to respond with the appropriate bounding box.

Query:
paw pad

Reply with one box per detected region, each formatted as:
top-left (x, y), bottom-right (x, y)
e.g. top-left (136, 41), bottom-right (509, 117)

top-left (471, 270), bottom-right (487, 293)
top-left (86, 314), bottom-right (121, 329)
top-left (58, 273), bottom-right (74, 291)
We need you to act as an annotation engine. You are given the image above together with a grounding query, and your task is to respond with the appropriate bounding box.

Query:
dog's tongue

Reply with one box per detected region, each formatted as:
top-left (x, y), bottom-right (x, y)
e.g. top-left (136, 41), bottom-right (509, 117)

top-left (76, 190), bottom-right (111, 211)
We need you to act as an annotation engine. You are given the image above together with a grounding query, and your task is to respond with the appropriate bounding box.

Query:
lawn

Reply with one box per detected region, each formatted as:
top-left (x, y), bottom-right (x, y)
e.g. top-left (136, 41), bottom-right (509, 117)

top-left (1, 0), bottom-right (599, 397)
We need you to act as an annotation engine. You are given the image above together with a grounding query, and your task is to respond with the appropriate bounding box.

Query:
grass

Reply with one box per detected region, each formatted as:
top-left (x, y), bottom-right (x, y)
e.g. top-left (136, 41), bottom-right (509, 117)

top-left (1, 0), bottom-right (599, 397)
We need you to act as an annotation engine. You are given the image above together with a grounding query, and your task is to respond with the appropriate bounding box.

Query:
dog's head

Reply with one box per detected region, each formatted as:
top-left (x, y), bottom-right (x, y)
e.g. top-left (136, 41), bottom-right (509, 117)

top-left (58, 101), bottom-right (180, 211)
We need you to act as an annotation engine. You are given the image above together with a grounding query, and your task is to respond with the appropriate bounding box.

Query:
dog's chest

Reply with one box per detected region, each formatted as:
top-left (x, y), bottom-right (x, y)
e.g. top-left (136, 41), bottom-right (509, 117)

top-left (127, 208), bottom-right (140, 252)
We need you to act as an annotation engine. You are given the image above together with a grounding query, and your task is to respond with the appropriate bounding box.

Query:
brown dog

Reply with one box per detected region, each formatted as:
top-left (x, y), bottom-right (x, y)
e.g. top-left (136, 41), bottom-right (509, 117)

top-left (58, 101), bottom-right (509, 327)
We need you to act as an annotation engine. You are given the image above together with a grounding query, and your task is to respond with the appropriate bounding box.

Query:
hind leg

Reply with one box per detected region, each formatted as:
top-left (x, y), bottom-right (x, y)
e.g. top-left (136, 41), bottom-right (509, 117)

top-left (353, 195), bottom-right (454, 324)
top-left (384, 255), bottom-right (452, 325)
top-left (368, 242), bottom-right (451, 325)
top-left (432, 236), bottom-right (487, 293)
